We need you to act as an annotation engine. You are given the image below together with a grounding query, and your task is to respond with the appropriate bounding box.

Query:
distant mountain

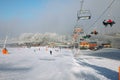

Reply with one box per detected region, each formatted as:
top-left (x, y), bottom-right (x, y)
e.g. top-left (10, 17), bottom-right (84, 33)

top-left (105, 33), bottom-right (120, 38)
top-left (0, 32), bottom-right (72, 47)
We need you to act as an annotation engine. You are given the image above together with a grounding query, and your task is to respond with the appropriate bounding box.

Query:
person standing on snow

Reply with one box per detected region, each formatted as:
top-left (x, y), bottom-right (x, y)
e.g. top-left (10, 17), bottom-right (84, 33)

top-left (50, 50), bottom-right (52, 55)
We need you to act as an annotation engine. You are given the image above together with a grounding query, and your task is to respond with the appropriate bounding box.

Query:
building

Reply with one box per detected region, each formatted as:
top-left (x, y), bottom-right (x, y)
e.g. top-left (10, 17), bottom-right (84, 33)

top-left (102, 43), bottom-right (111, 48)
top-left (111, 38), bottom-right (120, 49)
top-left (80, 41), bottom-right (97, 49)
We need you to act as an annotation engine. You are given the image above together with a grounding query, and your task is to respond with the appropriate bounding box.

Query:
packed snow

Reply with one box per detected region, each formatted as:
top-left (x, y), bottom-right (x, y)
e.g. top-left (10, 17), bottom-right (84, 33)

top-left (0, 47), bottom-right (120, 80)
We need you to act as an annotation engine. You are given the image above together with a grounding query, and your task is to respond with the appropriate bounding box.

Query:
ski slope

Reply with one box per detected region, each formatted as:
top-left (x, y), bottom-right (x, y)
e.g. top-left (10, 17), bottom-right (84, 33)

top-left (0, 47), bottom-right (119, 80)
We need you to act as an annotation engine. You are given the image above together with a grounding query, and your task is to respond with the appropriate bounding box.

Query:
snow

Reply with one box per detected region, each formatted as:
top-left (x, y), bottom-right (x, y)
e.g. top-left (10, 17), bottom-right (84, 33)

top-left (0, 47), bottom-right (120, 80)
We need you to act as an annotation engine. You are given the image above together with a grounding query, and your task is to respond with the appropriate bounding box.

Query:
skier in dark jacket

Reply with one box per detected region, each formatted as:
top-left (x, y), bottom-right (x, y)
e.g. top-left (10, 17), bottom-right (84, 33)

top-left (50, 50), bottom-right (52, 55)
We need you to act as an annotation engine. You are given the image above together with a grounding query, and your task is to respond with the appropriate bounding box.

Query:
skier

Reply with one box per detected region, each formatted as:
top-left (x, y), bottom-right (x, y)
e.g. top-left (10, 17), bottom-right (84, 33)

top-left (50, 50), bottom-right (52, 55)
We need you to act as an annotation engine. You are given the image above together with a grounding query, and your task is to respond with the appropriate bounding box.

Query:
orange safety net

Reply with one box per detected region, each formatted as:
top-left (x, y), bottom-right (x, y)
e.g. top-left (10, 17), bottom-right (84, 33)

top-left (2, 48), bottom-right (8, 54)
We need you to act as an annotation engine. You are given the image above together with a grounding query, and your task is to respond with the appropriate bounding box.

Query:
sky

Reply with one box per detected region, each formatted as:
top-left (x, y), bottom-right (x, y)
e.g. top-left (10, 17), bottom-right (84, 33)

top-left (0, 0), bottom-right (120, 39)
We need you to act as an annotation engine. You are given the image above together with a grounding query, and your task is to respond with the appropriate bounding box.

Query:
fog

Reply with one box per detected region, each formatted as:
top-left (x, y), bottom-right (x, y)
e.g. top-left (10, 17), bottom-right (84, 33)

top-left (0, 0), bottom-right (120, 39)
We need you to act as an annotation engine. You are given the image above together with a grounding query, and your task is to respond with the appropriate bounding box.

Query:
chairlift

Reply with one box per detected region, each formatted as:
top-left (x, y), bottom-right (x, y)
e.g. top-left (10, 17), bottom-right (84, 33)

top-left (77, 10), bottom-right (91, 20)
top-left (82, 36), bottom-right (87, 39)
top-left (103, 19), bottom-right (115, 27)
top-left (80, 38), bottom-right (84, 41)
top-left (102, 8), bottom-right (116, 27)
top-left (91, 30), bottom-right (98, 35)
top-left (82, 34), bottom-right (91, 39)
top-left (86, 34), bottom-right (91, 38)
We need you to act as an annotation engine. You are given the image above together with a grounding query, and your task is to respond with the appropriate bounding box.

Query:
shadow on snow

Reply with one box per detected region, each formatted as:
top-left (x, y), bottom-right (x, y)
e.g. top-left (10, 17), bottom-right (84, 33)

top-left (0, 63), bottom-right (32, 72)
top-left (86, 49), bottom-right (120, 60)
top-left (76, 60), bottom-right (118, 80)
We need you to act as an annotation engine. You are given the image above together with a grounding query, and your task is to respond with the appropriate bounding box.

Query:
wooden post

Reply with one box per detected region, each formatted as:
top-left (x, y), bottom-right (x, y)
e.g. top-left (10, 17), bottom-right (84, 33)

top-left (118, 66), bottom-right (120, 80)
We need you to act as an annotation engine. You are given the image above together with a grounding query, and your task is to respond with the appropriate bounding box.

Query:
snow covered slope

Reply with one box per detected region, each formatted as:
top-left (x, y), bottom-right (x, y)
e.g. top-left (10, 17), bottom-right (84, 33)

top-left (0, 47), bottom-right (119, 80)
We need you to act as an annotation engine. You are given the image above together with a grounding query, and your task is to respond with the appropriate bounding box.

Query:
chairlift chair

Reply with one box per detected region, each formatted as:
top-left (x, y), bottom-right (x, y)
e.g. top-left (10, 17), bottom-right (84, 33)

top-left (103, 19), bottom-right (115, 27)
top-left (82, 34), bottom-right (91, 39)
top-left (77, 10), bottom-right (91, 20)
top-left (91, 30), bottom-right (98, 35)
top-left (80, 38), bottom-right (84, 41)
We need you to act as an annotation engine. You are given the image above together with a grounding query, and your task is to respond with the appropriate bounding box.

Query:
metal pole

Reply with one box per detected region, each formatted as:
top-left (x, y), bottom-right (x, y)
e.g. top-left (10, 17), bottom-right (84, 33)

top-left (3, 36), bottom-right (8, 48)
top-left (80, 0), bottom-right (84, 12)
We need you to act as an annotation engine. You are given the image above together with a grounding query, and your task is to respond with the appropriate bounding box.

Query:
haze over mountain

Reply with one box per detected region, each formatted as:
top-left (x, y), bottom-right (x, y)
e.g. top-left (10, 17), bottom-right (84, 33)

top-left (0, 0), bottom-right (120, 39)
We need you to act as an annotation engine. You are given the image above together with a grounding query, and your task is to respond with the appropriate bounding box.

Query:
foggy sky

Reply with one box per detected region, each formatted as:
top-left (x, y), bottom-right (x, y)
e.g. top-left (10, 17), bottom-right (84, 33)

top-left (0, 0), bottom-right (120, 39)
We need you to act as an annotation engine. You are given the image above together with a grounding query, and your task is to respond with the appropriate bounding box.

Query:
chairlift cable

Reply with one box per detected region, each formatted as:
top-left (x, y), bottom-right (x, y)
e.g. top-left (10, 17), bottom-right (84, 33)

top-left (87, 0), bottom-right (116, 32)
top-left (83, 0), bottom-right (115, 43)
